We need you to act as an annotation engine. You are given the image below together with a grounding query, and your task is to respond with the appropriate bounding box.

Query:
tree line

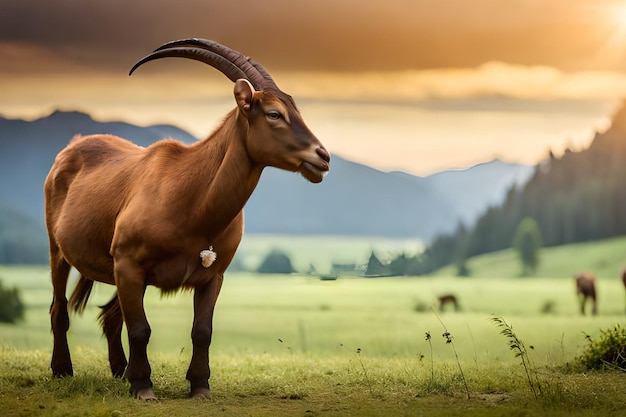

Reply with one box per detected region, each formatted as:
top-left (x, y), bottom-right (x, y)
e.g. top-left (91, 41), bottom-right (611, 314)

top-left (386, 102), bottom-right (626, 276)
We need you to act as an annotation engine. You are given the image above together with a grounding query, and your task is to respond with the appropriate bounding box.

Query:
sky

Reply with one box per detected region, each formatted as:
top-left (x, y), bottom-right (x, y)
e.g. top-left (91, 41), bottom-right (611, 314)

top-left (3, 0), bottom-right (626, 175)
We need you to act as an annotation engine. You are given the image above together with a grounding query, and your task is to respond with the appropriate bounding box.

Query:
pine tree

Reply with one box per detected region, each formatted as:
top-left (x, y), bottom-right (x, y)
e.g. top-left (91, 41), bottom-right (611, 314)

top-left (513, 217), bottom-right (543, 276)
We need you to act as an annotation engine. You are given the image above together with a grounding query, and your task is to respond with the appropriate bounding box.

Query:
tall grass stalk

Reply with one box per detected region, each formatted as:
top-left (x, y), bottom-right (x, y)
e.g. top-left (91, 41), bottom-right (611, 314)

top-left (425, 331), bottom-right (434, 385)
top-left (432, 309), bottom-right (470, 399)
top-left (466, 322), bottom-right (478, 367)
top-left (340, 343), bottom-right (373, 397)
top-left (490, 314), bottom-right (542, 399)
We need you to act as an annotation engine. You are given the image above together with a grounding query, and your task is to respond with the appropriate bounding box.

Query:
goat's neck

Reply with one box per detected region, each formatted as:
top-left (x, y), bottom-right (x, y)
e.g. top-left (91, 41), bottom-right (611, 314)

top-left (188, 111), bottom-right (262, 239)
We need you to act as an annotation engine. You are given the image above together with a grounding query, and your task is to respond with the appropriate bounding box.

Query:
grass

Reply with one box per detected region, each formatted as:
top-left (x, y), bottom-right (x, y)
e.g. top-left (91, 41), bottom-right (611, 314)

top-left (491, 315), bottom-right (543, 399)
top-left (2, 271), bottom-right (624, 358)
top-left (1, 348), bottom-right (626, 417)
top-left (433, 235), bottom-right (626, 279)
top-left (1, 235), bottom-right (626, 415)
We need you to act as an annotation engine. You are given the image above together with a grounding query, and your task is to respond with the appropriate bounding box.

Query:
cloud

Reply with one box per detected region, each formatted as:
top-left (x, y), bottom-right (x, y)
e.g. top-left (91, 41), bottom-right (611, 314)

top-left (1, 0), bottom-right (625, 73)
top-left (3, 58), bottom-right (626, 120)
top-left (276, 62), bottom-right (626, 102)
top-left (0, 41), bottom-right (94, 75)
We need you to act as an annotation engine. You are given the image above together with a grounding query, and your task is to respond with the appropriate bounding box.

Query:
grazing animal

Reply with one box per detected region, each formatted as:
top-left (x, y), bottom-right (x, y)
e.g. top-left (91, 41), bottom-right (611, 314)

top-left (575, 272), bottom-right (597, 316)
top-left (45, 38), bottom-right (330, 400)
top-left (437, 294), bottom-right (460, 312)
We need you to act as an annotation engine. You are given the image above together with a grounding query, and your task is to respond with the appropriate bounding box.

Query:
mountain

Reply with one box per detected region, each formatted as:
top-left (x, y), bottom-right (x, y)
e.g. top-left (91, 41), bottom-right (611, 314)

top-left (391, 159), bottom-right (535, 228)
top-left (0, 110), bottom-right (533, 262)
top-left (246, 158), bottom-right (533, 238)
top-left (0, 110), bottom-right (198, 224)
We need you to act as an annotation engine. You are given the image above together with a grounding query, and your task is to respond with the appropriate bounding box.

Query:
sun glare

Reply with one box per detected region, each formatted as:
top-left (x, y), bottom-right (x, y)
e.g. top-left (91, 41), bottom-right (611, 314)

top-left (617, 4), bottom-right (626, 28)
top-left (586, 1), bottom-right (626, 68)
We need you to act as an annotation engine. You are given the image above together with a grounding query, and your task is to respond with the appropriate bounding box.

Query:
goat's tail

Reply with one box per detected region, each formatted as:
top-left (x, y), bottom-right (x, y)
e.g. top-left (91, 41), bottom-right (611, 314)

top-left (68, 276), bottom-right (94, 315)
top-left (98, 293), bottom-right (122, 333)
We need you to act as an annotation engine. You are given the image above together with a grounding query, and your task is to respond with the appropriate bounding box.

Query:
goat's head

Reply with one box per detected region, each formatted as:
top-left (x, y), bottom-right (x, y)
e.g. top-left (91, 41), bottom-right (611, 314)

top-left (129, 38), bottom-right (330, 183)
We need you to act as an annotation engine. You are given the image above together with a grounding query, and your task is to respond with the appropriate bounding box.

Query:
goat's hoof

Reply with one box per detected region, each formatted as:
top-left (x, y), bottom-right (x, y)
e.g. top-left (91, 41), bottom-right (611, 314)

top-left (190, 388), bottom-right (211, 400)
top-left (135, 388), bottom-right (158, 401)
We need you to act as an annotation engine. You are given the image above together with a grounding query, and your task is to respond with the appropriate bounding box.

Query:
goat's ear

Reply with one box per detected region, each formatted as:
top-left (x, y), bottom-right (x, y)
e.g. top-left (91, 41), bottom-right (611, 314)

top-left (234, 79), bottom-right (255, 113)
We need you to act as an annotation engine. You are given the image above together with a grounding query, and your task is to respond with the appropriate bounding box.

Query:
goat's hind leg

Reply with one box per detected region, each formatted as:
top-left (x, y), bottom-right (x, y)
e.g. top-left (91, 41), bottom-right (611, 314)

top-left (49, 245), bottom-right (73, 377)
top-left (99, 293), bottom-right (127, 377)
top-left (114, 257), bottom-right (155, 400)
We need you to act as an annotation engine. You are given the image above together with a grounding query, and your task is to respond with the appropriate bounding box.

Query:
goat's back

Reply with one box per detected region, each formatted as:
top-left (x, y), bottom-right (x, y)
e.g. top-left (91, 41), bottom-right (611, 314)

top-left (575, 272), bottom-right (596, 296)
top-left (45, 134), bottom-right (143, 219)
top-left (45, 135), bottom-right (147, 273)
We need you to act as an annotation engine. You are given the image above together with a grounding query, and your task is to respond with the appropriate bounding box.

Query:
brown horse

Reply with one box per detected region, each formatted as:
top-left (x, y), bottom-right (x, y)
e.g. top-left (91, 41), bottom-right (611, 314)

top-left (575, 272), bottom-right (597, 315)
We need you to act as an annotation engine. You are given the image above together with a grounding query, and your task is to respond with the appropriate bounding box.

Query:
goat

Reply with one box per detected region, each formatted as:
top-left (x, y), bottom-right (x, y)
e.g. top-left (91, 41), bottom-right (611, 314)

top-left (574, 271), bottom-right (597, 315)
top-left (44, 38), bottom-right (330, 400)
top-left (437, 293), bottom-right (460, 312)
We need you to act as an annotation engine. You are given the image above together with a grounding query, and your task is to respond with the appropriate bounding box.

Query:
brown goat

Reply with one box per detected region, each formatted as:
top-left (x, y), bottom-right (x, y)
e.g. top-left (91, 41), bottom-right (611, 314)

top-left (45, 38), bottom-right (330, 400)
top-left (575, 271), bottom-right (597, 316)
top-left (438, 294), bottom-right (460, 312)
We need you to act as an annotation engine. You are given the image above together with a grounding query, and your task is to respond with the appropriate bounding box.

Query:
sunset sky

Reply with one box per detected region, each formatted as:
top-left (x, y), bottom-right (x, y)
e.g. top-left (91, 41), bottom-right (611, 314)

top-left (3, 0), bottom-right (626, 175)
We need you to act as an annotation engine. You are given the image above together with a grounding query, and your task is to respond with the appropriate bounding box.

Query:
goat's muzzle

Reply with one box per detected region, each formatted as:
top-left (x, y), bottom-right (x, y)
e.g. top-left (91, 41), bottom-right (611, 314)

top-left (299, 146), bottom-right (330, 183)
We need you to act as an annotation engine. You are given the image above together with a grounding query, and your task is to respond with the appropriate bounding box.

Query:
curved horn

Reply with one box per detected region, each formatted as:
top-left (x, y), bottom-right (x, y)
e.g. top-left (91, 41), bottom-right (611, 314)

top-left (152, 38), bottom-right (277, 87)
top-left (129, 38), bottom-right (275, 90)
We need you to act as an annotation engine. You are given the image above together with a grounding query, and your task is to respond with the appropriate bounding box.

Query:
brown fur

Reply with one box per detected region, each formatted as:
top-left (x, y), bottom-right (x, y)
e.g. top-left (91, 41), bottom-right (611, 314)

top-left (45, 78), bottom-right (329, 400)
top-left (575, 271), bottom-right (597, 316)
top-left (438, 294), bottom-right (460, 312)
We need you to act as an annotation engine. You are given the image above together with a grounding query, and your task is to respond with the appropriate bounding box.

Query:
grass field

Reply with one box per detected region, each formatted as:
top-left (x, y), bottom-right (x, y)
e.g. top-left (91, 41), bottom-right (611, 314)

top-left (235, 233), bottom-right (424, 273)
top-left (1, 235), bottom-right (626, 416)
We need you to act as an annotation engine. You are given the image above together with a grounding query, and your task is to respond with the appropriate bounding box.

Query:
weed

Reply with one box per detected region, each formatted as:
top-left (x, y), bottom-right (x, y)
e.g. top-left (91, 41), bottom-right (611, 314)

top-left (490, 314), bottom-right (542, 399)
top-left (340, 343), bottom-right (373, 397)
top-left (0, 279), bottom-right (25, 323)
top-left (578, 324), bottom-right (626, 371)
top-left (432, 310), bottom-right (470, 399)
top-left (424, 331), bottom-right (434, 385)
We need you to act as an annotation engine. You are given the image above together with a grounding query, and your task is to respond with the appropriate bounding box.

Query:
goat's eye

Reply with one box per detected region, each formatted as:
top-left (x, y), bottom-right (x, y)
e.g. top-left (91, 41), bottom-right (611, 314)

top-left (266, 111), bottom-right (282, 121)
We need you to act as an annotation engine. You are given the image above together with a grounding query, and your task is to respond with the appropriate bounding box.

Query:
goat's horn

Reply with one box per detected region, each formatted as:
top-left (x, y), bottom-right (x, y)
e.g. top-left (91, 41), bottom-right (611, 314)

top-left (129, 38), bottom-right (274, 90)
top-left (153, 38), bottom-right (276, 84)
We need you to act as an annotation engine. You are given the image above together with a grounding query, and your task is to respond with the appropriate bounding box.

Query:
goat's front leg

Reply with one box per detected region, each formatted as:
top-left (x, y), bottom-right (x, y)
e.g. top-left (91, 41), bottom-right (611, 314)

top-left (114, 257), bottom-right (154, 400)
top-left (592, 297), bottom-right (598, 316)
top-left (186, 274), bottom-right (224, 399)
top-left (580, 296), bottom-right (586, 315)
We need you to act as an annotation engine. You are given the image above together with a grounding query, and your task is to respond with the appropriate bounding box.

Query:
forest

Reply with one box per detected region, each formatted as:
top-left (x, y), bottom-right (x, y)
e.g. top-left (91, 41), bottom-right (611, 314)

top-left (387, 101), bottom-right (626, 276)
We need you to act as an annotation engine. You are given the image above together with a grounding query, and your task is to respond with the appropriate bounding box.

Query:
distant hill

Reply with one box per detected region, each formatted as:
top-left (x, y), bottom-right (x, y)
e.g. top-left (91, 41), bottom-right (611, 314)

top-left (0, 110), bottom-right (198, 224)
top-left (246, 157), bottom-right (533, 238)
top-left (390, 159), bottom-right (535, 227)
top-left (414, 100), bottom-right (626, 275)
top-left (0, 110), bottom-right (533, 263)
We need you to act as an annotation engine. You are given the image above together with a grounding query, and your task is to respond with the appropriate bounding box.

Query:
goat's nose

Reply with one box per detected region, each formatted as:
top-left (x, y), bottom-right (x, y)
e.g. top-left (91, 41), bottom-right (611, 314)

top-left (317, 146), bottom-right (330, 163)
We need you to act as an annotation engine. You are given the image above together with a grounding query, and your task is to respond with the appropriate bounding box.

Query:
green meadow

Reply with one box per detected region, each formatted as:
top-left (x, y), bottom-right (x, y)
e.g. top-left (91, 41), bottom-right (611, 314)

top-left (1, 235), bottom-right (625, 416)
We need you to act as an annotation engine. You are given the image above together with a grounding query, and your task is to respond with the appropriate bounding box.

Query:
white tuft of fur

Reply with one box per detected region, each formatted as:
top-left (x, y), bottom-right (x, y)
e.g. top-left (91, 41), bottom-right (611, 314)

top-left (200, 247), bottom-right (217, 268)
